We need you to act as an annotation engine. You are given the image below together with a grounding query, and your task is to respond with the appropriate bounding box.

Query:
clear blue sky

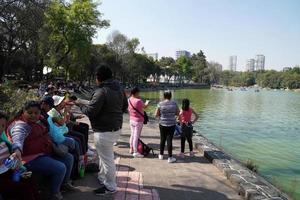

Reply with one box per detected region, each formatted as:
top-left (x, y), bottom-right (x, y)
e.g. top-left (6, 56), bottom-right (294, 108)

top-left (93, 0), bottom-right (300, 71)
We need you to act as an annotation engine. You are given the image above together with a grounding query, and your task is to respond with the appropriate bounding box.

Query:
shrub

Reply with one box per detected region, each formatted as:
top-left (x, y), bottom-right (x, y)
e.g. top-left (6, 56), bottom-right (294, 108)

top-left (245, 159), bottom-right (259, 173)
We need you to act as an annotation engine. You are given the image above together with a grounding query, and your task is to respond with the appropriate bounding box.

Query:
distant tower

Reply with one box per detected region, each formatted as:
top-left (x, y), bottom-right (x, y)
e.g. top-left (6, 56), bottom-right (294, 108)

top-left (175, 50), bottom-right (191, 59)
top-left (229, 56), bottom-right (237, 71)
top-left (255, 55), bottom-right (265, 71)
top-left (246, 59), bottom-right (255, 72)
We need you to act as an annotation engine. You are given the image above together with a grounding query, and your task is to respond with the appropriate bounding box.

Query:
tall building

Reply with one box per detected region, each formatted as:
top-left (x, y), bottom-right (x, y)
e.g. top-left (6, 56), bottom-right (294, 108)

top-left (175, 50), bottom-right (191, 59)
top-left (246, 59), bottom-right (255, 72)
top-left (255, 55), bottom-right (265, 71)
top-left (147, 53), bottom-right (158, 61)
top-left (229, 56), bottom-right (237, 71)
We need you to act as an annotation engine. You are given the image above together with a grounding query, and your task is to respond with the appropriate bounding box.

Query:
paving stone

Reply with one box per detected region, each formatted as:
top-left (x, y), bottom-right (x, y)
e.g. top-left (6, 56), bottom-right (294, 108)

top-left (230, 174), bottom-right (246, 186)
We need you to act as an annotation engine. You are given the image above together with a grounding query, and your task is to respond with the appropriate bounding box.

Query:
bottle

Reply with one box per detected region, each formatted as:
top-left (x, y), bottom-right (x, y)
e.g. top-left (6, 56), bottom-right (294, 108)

top-left (79, 156), bottom-right (85, 178)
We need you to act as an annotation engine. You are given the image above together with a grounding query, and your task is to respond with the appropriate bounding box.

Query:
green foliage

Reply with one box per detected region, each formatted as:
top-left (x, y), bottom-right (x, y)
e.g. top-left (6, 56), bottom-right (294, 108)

top-left (0, 84), bottom-right (38, 118)
top-left (39, 0), bottom-right (109, 79)
top-left (245, 159), bottom-right (259, 173)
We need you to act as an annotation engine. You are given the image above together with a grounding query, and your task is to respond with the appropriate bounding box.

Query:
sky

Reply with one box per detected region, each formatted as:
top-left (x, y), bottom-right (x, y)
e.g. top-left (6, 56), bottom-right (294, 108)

top-left (93, 0), bottom-right (300, 71)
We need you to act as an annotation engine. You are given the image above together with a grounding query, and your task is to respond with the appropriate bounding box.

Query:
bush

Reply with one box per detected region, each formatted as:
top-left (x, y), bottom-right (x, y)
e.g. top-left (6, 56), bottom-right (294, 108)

top-left (245, 159), bottom-right (259, 173)
top-left (0, 83), bottom-right (38, 118)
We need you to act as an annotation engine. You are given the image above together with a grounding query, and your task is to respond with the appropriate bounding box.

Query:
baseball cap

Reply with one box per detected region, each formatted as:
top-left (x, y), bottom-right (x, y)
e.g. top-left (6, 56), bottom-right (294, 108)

top-left (41, 96), bottom-right (55, 108)
top-left (52, 95), bottom-right (65, 107)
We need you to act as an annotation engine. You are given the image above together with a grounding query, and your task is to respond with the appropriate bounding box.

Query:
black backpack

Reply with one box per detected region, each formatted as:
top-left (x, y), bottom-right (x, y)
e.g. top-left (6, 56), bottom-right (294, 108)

top-left (137, 139), bottom-right (155, 156)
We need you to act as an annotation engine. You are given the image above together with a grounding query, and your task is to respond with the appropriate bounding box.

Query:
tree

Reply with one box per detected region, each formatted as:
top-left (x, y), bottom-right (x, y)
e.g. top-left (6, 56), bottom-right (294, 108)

top-left (0, 0), bottom-right (50, 80)
top-left (191, 50), bottom-right (208, 83)
top-left (176, 56), bottom-right (192, 84)
top-left (39, 0), bottom-right (109, 79)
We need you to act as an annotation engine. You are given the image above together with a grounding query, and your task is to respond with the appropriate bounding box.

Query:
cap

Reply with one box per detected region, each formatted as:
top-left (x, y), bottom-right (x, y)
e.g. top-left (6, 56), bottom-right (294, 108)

top-left (41, 96), bottom-right (55, 108)
top-left (52, 95), bottom-right (65, 107)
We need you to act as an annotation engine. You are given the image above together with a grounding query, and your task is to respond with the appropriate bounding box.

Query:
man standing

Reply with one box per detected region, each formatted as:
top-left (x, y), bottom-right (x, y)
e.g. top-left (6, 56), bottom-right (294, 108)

top-left (76, 64), bottom-right (128, 195)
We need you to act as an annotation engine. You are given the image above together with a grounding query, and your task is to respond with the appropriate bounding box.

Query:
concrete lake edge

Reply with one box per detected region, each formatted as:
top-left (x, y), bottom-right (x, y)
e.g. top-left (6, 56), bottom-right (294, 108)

top-left (193, 134), bottom-right (291, 200)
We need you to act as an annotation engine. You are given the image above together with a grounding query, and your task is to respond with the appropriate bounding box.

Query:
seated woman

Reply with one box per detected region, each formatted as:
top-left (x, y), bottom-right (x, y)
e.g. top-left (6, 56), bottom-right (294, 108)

top-left (7, 101), bottom-right (76, 200)
top-left (0, 111), bottom-right (38, 200)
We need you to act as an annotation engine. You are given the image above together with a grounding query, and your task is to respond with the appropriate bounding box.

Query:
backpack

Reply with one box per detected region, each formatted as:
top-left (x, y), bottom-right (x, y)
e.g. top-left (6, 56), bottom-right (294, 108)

top-left (137, 139), bottom-right (155, 156)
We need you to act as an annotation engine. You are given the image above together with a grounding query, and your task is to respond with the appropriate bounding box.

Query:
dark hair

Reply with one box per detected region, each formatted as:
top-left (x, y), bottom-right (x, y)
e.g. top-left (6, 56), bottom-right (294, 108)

top-left (13, 101), bottom-right (41, 121)
top-left (163, 90), bottom-right (172, 100)
top-left (182, 98), bottom-right (190, 111)
top-left (96, 64), bottom-right (113, 82)
top-left (24, 101), bottom-right (41, 111)
top-left (130, 87), bottom-right (140, 96)
top-left (41, 96), bottom-right (54, 108)
top-left (0, 110), bottom-right (8, 121)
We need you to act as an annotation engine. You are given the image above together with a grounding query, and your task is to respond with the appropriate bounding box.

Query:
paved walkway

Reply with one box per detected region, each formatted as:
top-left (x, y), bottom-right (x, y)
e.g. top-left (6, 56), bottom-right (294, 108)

top-left (64, 115), bottom-right (242, 200)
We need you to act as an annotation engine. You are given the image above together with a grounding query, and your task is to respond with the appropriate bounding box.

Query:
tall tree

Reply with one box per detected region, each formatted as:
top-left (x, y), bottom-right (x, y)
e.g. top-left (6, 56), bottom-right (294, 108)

top-left (191, 50), bottom-right (208, 83)
top-left (39, 0), bottom-right (109, 79)
top-left (0, 0), bottom-right (50, 80)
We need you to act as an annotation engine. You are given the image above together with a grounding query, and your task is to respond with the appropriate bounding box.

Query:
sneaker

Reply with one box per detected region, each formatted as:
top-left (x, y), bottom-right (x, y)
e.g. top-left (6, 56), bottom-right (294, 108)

top-left (113, 142), bottom-right (118, 146)
top-left (87, 149), bottom-right (95, 156)
top-left (50, 192), bottom-right (63, 200)
top-left (94, 186), bottom-right (117, 196)
top-left (61, 182), bottom-right (78, 192)
top-left (158, 154), bottom-right (164, 160)
top-left (178, 152), bottom-right (185, 158)
top-left (168, 157), bottom-right (177, 163)
top-left (133, 152), bottom-right (144, 158)
top-left (97, 179), bottom-right (105, 187)
top-left (190, 151), bottom-right (195, 157)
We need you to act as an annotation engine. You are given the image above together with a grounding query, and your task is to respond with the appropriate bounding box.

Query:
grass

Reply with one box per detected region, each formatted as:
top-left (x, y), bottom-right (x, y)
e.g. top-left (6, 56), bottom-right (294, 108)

top-left (245, 159), bottom-right (259, 173)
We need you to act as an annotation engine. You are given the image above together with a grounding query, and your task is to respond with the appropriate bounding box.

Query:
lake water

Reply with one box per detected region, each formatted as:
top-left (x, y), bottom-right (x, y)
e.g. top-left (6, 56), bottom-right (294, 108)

top-left (141, 88), bottom-right (300, 199)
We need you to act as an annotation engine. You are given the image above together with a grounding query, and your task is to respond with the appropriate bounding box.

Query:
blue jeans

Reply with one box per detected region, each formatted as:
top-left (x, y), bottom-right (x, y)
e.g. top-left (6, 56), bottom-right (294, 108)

top-left (63, 137), bottom-right (75, 150)
top-left (25, 153), bottom-right (74, 194)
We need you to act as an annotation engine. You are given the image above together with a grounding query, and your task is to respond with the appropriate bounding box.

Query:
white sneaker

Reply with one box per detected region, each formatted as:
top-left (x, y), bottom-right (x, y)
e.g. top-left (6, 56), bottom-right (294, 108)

top-left (113, 142), bottom-right (118, 146)
top-left (168, 157), bottom-right (177, 163)
top-left (158, 154), bottom-right (164, 160)
top-left (87, 149), bottom-right (95, 156)
top-left (133, 152), bottom-right (144, 158)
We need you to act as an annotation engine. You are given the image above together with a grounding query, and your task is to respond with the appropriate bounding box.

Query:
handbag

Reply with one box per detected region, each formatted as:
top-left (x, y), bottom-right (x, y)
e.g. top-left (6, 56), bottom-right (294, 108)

top-left (52, 143), bottom-right (69, 157)
top-left (129, 99), bottom-right (149, 124)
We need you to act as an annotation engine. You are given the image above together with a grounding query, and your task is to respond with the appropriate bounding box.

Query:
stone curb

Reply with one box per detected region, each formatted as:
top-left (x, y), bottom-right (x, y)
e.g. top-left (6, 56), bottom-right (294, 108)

top-left (193, 135), bottom-right (290, 200)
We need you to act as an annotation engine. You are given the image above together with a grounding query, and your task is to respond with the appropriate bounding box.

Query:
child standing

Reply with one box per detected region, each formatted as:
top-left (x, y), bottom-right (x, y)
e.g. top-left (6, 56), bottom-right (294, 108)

top-left (178, 99), bottom-right (199, 157)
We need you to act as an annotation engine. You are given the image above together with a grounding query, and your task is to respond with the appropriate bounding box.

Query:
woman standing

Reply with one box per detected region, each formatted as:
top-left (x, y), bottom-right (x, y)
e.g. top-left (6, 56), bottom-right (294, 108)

top-left (155, 91), bottom-right (179, 163)
top-left (128, 87), bottom-right (149, 158)
top-left (178, 98), bottom-right (199, 158)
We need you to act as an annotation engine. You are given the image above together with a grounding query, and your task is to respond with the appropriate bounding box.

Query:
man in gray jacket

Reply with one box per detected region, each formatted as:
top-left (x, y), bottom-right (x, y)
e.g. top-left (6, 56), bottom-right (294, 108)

top-left (76, 64), bottom-right (128, 195)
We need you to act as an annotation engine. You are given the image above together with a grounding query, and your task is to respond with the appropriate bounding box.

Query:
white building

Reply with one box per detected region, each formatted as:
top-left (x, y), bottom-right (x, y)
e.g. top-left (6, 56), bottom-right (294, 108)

top-left (255, 55), bottom-right (265, 71)
top-left (246, 59), bottom-right (255, 72)
top-left (229, 56), bottom-right (237, 71)
top-left (175, 50), bottom-right (191, 59)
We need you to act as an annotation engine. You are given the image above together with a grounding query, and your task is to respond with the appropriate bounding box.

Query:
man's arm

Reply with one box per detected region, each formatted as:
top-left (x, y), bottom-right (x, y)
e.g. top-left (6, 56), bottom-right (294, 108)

top-left (80, 89), bottom-right (105, 119)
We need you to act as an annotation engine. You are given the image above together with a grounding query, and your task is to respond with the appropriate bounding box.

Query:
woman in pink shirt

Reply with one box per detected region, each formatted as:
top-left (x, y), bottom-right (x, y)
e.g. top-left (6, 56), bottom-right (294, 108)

top-left (128, 87), bottom-right (149, 158)
top-left (178, 98), bottom-right (199, 158)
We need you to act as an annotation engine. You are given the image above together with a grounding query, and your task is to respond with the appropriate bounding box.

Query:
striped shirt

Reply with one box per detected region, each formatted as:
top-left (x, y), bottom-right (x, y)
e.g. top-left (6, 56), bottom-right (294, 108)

top-left (0, 141), bottom-right (10, 165)
top-left (158, 100), bottom-right (179, 127)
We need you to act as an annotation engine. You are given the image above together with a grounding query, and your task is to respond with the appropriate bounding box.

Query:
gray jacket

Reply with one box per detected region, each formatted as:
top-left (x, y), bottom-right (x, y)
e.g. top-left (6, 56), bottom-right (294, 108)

top-left (80, 79), bottom-right (128, 132)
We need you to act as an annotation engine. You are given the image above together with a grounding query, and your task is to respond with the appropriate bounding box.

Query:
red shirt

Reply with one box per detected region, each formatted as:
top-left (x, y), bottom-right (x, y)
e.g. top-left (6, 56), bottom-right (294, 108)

top-left (179, 108), bottom-right (193, 124)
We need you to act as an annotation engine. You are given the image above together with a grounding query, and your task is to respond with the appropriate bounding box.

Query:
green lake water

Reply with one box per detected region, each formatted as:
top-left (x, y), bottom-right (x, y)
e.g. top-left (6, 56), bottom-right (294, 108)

top-left (141, 89), bottom-right (300, 199)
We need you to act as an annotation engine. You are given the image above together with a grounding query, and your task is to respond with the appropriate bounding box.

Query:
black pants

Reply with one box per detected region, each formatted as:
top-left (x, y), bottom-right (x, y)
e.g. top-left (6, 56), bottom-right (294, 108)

top-left (159, 125), bottom-right (175, 157)
top-left (181, 124), bottom-right (193, 153)
top-left (72, 122), bottom-right (89, 152)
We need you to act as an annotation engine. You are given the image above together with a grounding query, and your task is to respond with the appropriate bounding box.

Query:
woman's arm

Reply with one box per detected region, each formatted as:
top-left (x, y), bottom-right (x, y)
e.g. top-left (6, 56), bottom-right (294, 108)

top-left (155, 108), bottom-right (160, 118)
top-left (191, 109), bottom-right (199, 124)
